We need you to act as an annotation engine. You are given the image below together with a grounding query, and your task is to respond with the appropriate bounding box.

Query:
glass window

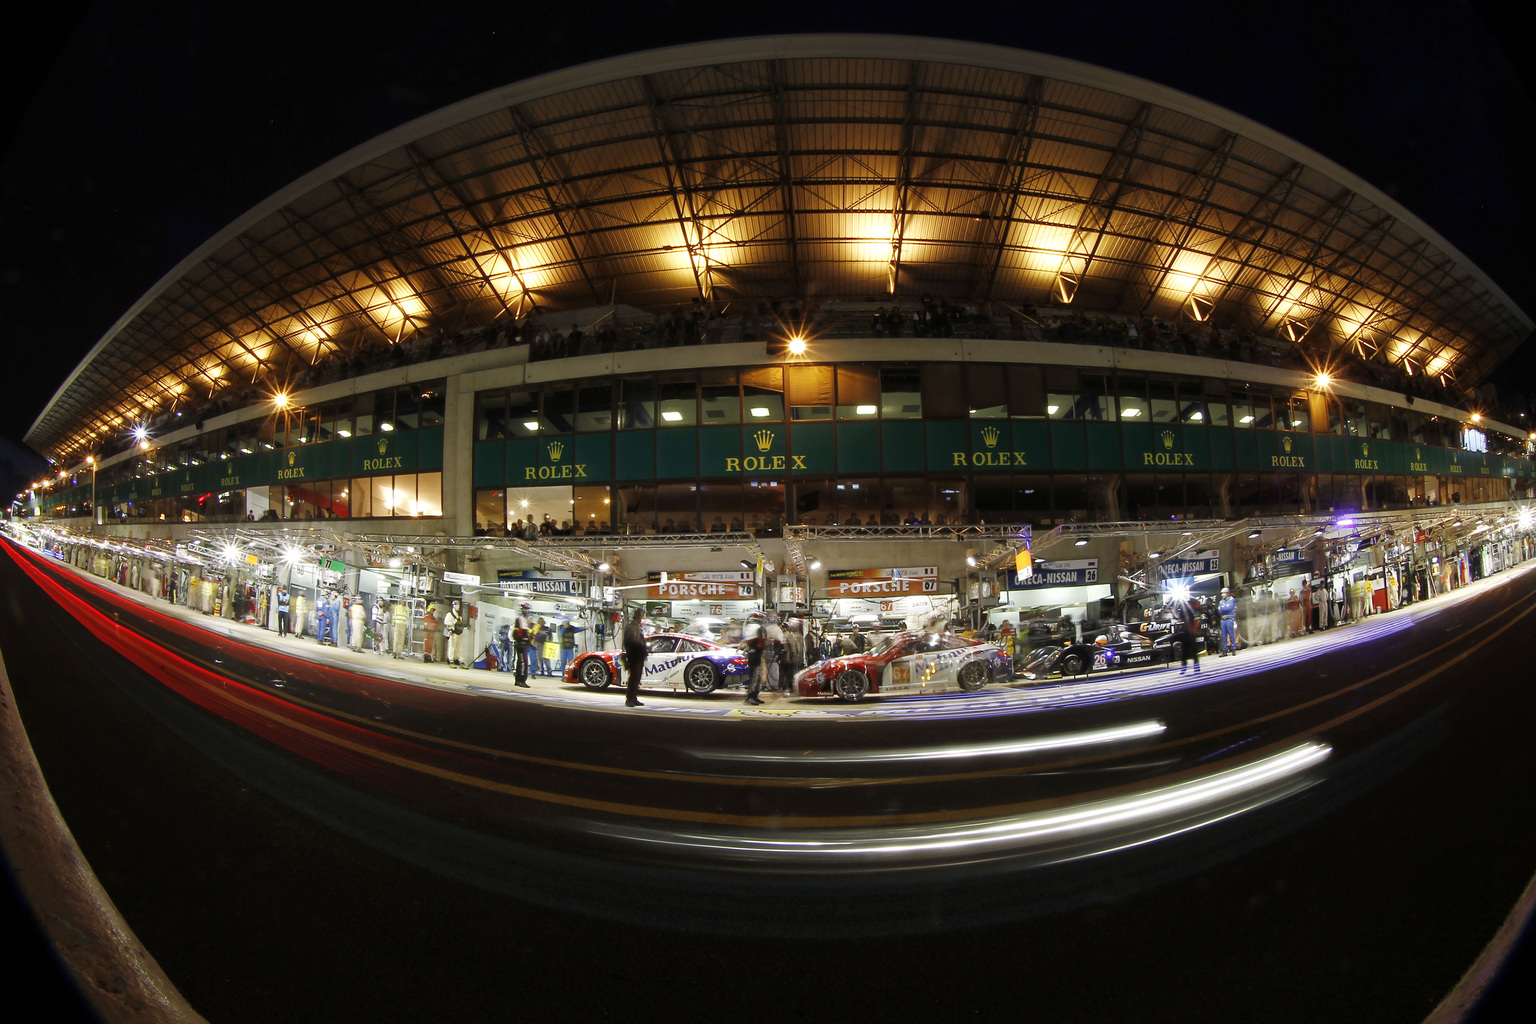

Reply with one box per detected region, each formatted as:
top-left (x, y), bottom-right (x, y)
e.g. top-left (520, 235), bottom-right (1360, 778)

top-left (699, 483), bottom-right (742, 533)
top-left (575, 385), bottom-right (613, 432)
top-left (477, 393), bottom-right (508, 441)
top-left (699, 372), bottom-right (740, 425)
top-left (1203, 381), bottom-right (1230, 427)
top-left (350, 479), bottom-right (373, 518)
top-left (787, 365), bottom-right (833, 421)
top-left (742, 478), bottom-right (784, 534)
top-left (420, 385), bottom-right (446, 428)
top-left (967, 364), bottom-right (1007, 419)
top-left (505, 484), bottom-right (571, 535)
top-left (543, 389), bottom-right (576, 433)
top-left (831, 478), bottom-right (880, 525)
top-left (837, 366), bottom-right (882, 420)
top-left (619, 379), bottom-right (656, 429)
top-left (507, 391), bottom-right (540, 438)
top-left (654, 483), bottom-right (699, 532)
top-left (617, 485), bottom-right (656, 533)
top-left (475, 488), bottom-right (508, 534)
top-left (1232, 391), bottom-right (1255, 428)
top-left (393, 387), bottom-right (420, 430)
top-left (658, 379), bottom-right (697, 427)
top-left (353, 392), bottom-right (376, 437)
top-left (573, 485), bottom-right (611, 533)
top-left (333, 397), bottom-right (357, 440)
top-left (416, 473), bottom-right (443, 517)
top-left (881, 369), bottom-right (922, 419)
top-left (1078, 375), bottom-right (1113, 421)
top-left (1148, 380), bottom-right (1178, 423)
top-left (742, 367), bottom-right (784, 422)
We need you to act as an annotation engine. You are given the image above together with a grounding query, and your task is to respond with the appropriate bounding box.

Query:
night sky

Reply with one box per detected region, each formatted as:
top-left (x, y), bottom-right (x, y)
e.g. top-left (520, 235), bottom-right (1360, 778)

top-left (3, 0), bottom-right (1533, 477)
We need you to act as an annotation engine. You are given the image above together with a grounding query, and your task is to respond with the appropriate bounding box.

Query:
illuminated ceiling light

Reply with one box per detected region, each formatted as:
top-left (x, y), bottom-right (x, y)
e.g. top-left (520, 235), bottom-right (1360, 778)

top-left (1240, 415), bottom-right (1255, 424)
top-left (519, 499), bottom-right (530, 508)
top-left (1148, 551), bottom-right (1161, 558)
top-left (856, 405), bottom-right (877, 415)
top-left (1047, 406), bottom-right (1060, 415)
top-left (522, 421), bottom-right (539, 431)
top-left (750, 407), bottom-right (771, 417)
top-left (388, 557), bottom-right (402, 569)
top-left (239, 447), bottom-right (253, 455)
top-left (661, 411), bottom-right (684, 422)
top-left (1248, 531), bottom-right (1262, 539)
top-left (1314, 373), bottom-right (1332, 389)
top-left (1188, 411), bottom-right (1203, 421)
top-left (1122, 408), bottom-right (1142, 418)
top-left (597, 562), bottom-right (611, 573)
top-left (786, 337), bottom-right (808, 356)
top-left (1471, 413), bottom-right (1482, 423)
top-left (965, 555), bottom-right (978, 568)
top-left (380, 422), bottom-right (395, 431)
top-left (809, 559), bottom-right (822, 570)
top-left (1074, 538), bottom-right (1090, 547)
top-left (273, 392), bottom-right (290, 409)
top-left (338, 430), bottom-right (352, 438)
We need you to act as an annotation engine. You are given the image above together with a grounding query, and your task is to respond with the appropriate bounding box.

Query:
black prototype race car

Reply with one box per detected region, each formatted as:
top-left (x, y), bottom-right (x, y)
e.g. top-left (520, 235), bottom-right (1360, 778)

top-left (1018, 623), bottom-right (1207, 680)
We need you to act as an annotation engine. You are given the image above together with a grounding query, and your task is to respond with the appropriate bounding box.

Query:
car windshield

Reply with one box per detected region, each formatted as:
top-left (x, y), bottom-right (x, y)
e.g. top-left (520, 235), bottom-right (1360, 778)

top-left (866, 635), bottom-right (900, 657)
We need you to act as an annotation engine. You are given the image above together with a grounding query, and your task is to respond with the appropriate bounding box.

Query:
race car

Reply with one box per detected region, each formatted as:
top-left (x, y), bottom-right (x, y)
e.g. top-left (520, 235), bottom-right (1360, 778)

top-left (564, 632), bottom-right (752, 694)
top-left (1017, 622), bottom-right (1206, 680)
top-left (794, 630), bottom-right (1012, 702)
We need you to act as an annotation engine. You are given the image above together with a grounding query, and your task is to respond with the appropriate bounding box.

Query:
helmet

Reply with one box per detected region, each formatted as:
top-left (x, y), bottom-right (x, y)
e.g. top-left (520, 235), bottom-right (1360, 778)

top-left (1094, 635), bottom-right (1108, 646)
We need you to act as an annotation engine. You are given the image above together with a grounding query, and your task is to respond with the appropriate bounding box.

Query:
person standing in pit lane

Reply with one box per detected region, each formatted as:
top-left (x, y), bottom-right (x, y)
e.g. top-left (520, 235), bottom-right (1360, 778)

top-left (622, 607), bottom-right (647, 707)
top-left (743, 612), bottom-right (771, 706)
top-left (445, 600), bottom-right (464, 666)
top-left (512, 603), bottom-right (534, 687)
top-left (1218, 586), bottom-right (1239, 656)
top-left (389, 598), bottom-right (410, 658)
top-left (276, 586), bottom-right (291, 637)
top-left (1173, 597), bottom-right (1202, 674)
top-left (371, 597), bottom-right (389, 654)
top-left (558, 620), bottom-right (585, 677)
top-left (422, 600), bottom-right (441, 663)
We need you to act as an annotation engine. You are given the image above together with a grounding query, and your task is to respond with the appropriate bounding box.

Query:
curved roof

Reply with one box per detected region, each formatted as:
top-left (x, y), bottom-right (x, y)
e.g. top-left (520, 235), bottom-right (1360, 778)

top-left (28, 34), bottom-right (1532, 460)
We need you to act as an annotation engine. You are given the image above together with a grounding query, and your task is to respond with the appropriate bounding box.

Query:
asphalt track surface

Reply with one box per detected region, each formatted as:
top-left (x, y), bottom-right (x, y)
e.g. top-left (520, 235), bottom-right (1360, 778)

top-left (3, 536), bottom-right (1536, 1022)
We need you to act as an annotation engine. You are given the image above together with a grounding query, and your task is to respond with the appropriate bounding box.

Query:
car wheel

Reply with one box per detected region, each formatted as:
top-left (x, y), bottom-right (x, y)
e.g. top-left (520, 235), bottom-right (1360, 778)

top-left (834, 669), bottom-right (870, 702)
top-left (684, 659), bottom-right (720, 694)
top-left (1062, 653), bottom-right (1084, 675)
top-left (956, 661), bottom-right (987, 691)
top-left (578, 658), bottom-right (612, 690)
top-left (1170, 641), bottom-right (1184, 662)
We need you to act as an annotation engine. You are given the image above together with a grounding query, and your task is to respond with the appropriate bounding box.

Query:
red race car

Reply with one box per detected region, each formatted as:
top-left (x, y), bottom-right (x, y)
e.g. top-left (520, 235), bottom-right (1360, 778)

top-left (794, 630), bottom-right (1012, 702)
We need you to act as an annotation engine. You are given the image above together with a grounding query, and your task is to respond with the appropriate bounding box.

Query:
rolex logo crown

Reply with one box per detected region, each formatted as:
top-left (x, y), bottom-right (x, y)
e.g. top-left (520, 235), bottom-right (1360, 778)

top-left (754, 429), bottom-right (775, 452)
top-left (547, 441), bottom-right (564, 461)
top-left (287, 451), bottom-right (296, 466)
top-left (981, 425), bottom-right (1001, 448)
top-left (1161, 429), bottom-right (1175, 449)
top-left (1362, 442), bottom-right (1370, 457)
top-left (377, 438), bottom-right (388, 455)
top-left (1282, 435), bottom-right (1293, 452)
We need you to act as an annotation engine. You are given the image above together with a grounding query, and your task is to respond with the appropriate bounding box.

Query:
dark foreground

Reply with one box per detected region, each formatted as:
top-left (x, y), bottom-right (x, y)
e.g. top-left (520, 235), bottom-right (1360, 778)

top-left (3, 538), bottom-right (1536, 1022)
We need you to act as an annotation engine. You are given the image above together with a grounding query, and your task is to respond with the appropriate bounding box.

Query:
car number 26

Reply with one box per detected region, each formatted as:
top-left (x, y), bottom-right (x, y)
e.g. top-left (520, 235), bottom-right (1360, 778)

top-left (1093, 652), bottom-right (1109, 670)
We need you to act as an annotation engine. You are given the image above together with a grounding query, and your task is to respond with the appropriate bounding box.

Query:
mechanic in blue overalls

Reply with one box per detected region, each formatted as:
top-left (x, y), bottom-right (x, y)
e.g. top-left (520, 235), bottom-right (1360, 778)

top-left (1218, 586), bottom-right (1239, 656)
top-left (495, 624), bottom-right (514, 672)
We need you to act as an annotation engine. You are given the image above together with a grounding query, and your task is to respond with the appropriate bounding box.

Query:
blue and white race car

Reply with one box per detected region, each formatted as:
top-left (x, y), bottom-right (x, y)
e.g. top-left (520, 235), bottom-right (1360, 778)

top-left (564, 632), bottom-right (753, 694)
